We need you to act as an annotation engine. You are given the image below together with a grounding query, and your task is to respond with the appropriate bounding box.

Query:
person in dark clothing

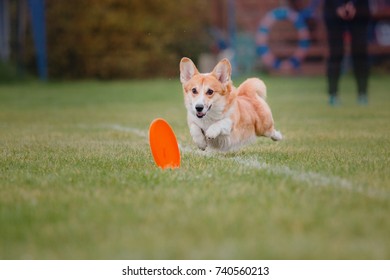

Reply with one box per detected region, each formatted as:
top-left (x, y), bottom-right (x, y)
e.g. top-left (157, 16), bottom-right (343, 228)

top-left (323, 0), bottom-right (371, 105)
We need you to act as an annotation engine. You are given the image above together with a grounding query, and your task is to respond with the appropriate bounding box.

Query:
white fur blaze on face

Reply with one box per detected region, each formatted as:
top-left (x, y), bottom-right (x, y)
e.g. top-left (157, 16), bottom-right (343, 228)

top-left (191, 83), bottom-right (214, 119)
top-left (194, 92), bottom-right (206, 118)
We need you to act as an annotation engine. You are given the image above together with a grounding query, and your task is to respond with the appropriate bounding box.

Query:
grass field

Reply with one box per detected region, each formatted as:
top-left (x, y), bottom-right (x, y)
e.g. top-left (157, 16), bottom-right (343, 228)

top-left (1, 75), bottom-right (389, 259)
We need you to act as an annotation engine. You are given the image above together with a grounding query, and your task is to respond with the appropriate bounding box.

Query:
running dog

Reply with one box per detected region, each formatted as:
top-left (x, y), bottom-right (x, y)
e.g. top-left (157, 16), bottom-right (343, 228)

top-left (180, 57), bottom-right (282, 152)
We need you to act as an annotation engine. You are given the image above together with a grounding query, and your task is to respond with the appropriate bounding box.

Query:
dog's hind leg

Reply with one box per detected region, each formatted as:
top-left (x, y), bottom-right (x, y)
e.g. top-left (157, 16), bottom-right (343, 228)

top-left (265, 129), bottom-right (283, 141)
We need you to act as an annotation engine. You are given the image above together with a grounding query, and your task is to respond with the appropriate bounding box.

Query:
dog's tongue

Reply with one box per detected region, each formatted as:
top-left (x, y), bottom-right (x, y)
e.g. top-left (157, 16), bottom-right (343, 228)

top-left (196, 112), bottom-right (205, 118)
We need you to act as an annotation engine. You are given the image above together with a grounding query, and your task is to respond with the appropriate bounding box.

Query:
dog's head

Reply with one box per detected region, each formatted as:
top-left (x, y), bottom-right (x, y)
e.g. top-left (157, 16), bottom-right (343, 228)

top-left (180, 57), bottom-right (233, 120)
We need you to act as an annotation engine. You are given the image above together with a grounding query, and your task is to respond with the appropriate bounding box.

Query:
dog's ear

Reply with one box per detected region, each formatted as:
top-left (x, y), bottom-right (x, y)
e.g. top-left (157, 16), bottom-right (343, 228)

top-left (180, 57), bottom-right (199, 84)
top-left (212, 59), bottom-right (231, 85)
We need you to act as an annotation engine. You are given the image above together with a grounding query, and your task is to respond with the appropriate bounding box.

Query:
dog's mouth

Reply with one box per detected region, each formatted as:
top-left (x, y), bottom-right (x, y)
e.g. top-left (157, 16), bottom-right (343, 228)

top-left (196, 112), bottom-right (206, 118)
top-left (196, 105), bottom-right (212, 119)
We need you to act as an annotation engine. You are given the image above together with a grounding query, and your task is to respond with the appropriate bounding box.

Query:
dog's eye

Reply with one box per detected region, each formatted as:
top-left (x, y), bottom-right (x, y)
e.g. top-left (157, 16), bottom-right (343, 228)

top-left (192, 88), bottom-right (198, 94)
top-left (206, 89), bottom-right (214, 95)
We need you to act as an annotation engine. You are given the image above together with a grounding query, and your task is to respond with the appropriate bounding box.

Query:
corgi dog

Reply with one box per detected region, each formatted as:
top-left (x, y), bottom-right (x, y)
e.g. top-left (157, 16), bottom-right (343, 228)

top-left (179, 57), bottom-right (282, 152)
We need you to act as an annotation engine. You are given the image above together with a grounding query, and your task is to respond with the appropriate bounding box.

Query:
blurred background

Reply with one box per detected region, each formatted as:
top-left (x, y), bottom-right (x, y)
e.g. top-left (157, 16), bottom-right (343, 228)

top-left (0, 0), bottom-right (389, 81)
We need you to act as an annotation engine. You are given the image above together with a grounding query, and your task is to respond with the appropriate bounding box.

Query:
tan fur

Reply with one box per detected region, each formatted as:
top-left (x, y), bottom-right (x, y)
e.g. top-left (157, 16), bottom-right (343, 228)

top-left (180, 57), bottom-right (282, 152)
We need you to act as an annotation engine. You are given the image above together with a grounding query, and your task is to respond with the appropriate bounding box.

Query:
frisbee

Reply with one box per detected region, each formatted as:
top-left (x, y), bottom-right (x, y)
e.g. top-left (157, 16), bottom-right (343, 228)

top-left (149, 118), bottom-right (180, 169)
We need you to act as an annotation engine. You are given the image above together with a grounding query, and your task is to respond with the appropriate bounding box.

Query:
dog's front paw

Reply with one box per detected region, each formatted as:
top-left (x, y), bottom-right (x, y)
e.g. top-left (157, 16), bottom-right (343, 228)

top-left (192, 134), bottom-right (207, 150)
top-left (197, 144), bottom-right (207, 151)
top-left (205, 126), bottom-right (221, 140)
top-left (196, 139), bottom-right (207, 150)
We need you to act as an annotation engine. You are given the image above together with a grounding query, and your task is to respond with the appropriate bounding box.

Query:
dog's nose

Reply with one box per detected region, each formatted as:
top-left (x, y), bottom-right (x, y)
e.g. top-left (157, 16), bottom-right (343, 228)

top-left (195, 104), bottom-right (204, 112)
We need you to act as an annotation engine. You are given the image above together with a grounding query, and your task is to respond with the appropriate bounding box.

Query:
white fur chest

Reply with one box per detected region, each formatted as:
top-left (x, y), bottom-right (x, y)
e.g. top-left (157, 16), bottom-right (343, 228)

top-left (187, 106), bottom-right (241, 152)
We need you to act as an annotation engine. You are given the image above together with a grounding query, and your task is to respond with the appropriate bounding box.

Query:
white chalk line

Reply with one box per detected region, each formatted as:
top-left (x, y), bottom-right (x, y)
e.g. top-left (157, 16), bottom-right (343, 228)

top-left (104, 124), bottom-right (147, 138)
top-left (97, 124), bottom-right (389, 200)
top-left (77, 123), bottom-right (148, 138)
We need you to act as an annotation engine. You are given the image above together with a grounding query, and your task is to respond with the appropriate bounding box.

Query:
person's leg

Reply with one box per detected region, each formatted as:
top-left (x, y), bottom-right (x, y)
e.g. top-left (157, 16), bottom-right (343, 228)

top-left (350, 22), bottom-right (369, 104)
top-left (325, 20), bottom-right (344, 105)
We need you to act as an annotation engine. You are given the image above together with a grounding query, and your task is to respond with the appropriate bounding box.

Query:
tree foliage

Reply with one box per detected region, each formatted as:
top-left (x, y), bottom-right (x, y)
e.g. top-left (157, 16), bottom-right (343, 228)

top-left (46, 0), bottom-right (210, 79)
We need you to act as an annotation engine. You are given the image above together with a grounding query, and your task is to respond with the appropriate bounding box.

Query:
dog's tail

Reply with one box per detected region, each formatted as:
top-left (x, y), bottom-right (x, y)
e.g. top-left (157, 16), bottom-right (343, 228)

top-left (237, 78), bottom-right (267, 100)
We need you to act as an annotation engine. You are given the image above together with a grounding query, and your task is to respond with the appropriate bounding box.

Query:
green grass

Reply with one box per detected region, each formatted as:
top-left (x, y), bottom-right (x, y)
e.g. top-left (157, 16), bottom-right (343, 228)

top-left (1, 75), bottom-right (389, 259)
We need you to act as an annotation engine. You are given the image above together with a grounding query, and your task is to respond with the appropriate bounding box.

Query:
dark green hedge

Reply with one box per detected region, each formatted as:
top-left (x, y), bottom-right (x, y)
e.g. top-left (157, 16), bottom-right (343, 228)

top-left (45, 0), bottom-right (210, 79)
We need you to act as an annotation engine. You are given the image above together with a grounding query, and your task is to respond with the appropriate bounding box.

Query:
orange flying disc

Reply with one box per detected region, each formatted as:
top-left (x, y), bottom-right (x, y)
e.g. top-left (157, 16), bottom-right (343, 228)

top-left (149, 118), bottom-right (180, 169)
